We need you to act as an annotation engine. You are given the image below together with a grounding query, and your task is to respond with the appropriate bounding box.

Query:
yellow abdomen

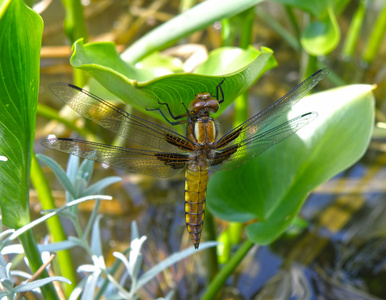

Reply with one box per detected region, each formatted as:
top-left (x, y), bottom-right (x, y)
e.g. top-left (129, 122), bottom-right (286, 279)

top-left (185, 166), bottom-right (209, 249)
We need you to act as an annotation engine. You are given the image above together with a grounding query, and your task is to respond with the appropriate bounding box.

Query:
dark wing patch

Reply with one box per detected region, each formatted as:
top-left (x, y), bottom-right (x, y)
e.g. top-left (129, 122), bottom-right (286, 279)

top-left (210, 145), bottom-right (239, 166)
top-left (164, 133), bottom-right (195, 151)
top-left (215, 127), bottom-right (243, 149)
top-left (155, 153), bottom-right (190, 169)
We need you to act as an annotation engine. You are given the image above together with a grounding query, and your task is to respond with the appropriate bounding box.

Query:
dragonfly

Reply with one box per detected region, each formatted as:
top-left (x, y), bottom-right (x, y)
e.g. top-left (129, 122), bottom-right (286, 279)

top-left (42, 68), bottom-right (329, 249)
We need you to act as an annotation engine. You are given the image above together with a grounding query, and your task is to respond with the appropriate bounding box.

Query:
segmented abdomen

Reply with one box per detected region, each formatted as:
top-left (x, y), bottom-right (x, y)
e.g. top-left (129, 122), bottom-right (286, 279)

top-left (185, 165), bottom-right (209, 249)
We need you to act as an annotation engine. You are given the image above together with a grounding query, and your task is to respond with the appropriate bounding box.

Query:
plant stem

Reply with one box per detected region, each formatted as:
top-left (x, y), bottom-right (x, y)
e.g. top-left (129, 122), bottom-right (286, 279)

top-left (204, 209), bottom-right (219, 281)
top-left (362, 0), bottom-right (386, 65)
top-left (61, 0), bottom-right (88, 44)
top-left (201, 239), bottom-right (255, 300)
top-left (240, 7), bottom-right (255, 48)
top-left (30, 152), bottom-right (77, 296)
top-left (18, 230), bottom-right (59, 299)
top-left (61, 0), bottom-right (89, 87)
top-left (341, 0), bottom-right (366, 59)
top-left (284, 5), bottom-right (301, 42)
top-left (234, 93), bottom-right (248, 127)
top-left (302, 55), bottom-right (317, 80)
top-left (255, 8), bottom-right (300, 51)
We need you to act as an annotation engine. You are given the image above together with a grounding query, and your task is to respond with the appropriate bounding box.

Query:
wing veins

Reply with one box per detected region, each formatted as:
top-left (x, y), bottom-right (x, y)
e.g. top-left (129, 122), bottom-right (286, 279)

top-left (216, 68), bottom-right (328, 149)
top-left (42, 138), bottom-right (189, 178)
top-left (210, 112), bottom-right (317, 171)
top-left (50, 83), bottom-right (193, 153)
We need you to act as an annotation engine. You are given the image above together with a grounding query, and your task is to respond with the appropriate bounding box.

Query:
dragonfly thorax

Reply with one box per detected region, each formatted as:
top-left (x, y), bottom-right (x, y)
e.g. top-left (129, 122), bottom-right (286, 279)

top-left (188, 92), bottom-right (219, 117)
top-left (186, 115), bottom-right (217, 148)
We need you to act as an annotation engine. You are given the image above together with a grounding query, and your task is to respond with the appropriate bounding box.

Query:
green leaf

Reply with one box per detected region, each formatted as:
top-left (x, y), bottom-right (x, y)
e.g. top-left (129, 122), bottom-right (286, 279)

top-left (195, 46), bottom-right (276, 76)
top-left (0, 0), bottom-right (43, 228)
top-left (90, 215), bottom-right (103, 258)
top-left (70, 40), bottom-right (273, 119)
top-left (137, 51), bottom-right (184, 75)
top-left (0, 4), bottom-right (60, 298)
top-left (13, 276), bottom-right (71, 292)
top-left (300, 6), bottom-right (340, 56)
top-left (36, 154), bottom-right (77, 199)
top-left (82, 177), bottom-right (121, 196)
top-left (207, 84), bottom-right (374, 245)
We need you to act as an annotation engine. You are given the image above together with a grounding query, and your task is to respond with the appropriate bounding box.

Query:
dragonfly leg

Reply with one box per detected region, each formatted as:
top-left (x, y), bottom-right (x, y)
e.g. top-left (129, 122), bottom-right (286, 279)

top-left (216, 77), bottom-right (225, 104)
top-left (146, 100), bottom-right (188, 125)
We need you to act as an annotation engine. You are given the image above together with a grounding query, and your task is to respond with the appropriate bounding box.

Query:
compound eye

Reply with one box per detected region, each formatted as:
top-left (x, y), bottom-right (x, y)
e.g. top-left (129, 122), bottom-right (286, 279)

top-left (189, 99), bottom-right (205, 113)
top-left (194, 100), bottom-right (206, 109)
top-left (207, 99), bottom-right (219, 109)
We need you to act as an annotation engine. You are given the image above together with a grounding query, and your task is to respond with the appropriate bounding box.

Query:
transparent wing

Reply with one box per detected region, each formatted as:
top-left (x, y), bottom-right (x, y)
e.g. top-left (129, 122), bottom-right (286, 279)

top-left (49, 83), bottom-right (194, 153)
top-left (42, 136), bottom-right (189, 178)
top-left (209, 112), bottom-right (317, 171)
top-left (215, 68), bottom-right (328, 149)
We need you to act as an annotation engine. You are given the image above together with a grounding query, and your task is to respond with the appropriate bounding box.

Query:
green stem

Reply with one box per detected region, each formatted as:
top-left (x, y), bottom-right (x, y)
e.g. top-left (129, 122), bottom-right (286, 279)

top-left (341, 0), bottom-right (366, 58)
top-left (234, 93), bottom-right (248, 127)
top-left (60, 0), bottom-right (89, 86)
top-left (234, 5), bottom-right (253, 125)
top-left (240, 7), bottom-right (255, 48)
top-left (73, 68), bottom-right (89, 89)
top-left (61, 0), bottom-right (88, 44)
top-left (228, 222), bottom-right (243, 244)
top-left (204, 209), bottom-right (219, 281)
top-left (302, 55), bottom-right (317, 80)
top-left (299, 13), bottom-right (310, 79)
top-left (284, 5), bottom-right (301, 42)
top-left (362, 0), bottom-right (386, 65)
top-left (30, 152), bottom-right (77, 296)
top-left (73, 219), bottom-right (84, 238)
top-left (255, 9), bottom-right (300, 51)
top-left (201, 239), bottom-right (255, 300)
top-left (221, 18), bottom-right (232, 46)
top-left (18, 230), bottom-right (59, 299)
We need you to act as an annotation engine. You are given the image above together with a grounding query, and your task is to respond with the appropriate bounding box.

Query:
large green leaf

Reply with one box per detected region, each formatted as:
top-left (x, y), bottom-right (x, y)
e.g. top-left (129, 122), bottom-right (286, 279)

top-left (0, 0), bottom-right (43, 228)
top-left (207, 84), bottom-right (374, 245)
top-left (70, 40), bottom-right (274, 119)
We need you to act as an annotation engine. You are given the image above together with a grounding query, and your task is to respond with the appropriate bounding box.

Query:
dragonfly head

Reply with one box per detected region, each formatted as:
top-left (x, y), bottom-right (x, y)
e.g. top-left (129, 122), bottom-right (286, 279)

top-left (189, 92), bottom-right (219, 116)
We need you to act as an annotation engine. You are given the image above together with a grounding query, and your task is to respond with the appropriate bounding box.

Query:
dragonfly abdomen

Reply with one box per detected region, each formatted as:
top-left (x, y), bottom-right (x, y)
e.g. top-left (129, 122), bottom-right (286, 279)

top-left (185, 165), bottom-right (209, 249)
